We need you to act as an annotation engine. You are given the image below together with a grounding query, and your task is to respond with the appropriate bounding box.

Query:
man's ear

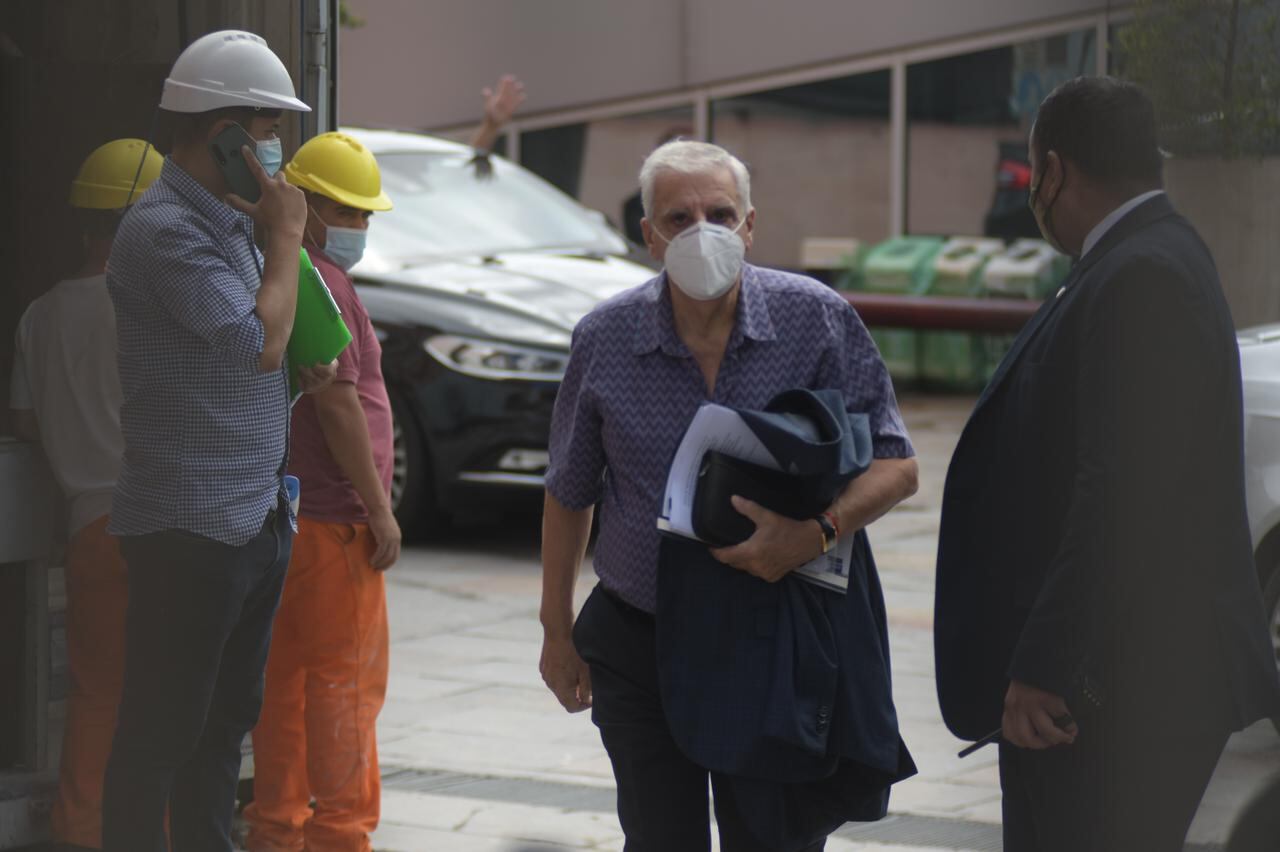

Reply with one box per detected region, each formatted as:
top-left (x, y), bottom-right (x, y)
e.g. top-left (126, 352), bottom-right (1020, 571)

top-left (302, 191), bottom-right (325, 246)
top-left (1042, 151), bottom-right (1064, 198)
top-left (641, 217), bottom-right (661, 261)
top-left (205, 118), bottom-right (240, 147)
top-left (742, 208), bottom-right (756, 252)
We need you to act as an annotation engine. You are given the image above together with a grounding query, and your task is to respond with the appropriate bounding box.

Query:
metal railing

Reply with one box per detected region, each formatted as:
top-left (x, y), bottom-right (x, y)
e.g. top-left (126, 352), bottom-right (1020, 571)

top-left (840, 292), bottom-right (1042, 333)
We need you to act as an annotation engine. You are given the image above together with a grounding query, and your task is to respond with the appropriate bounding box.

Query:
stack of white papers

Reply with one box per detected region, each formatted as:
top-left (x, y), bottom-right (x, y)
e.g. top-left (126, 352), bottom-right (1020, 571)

top-left (656, 403), bottom-right (853, 593)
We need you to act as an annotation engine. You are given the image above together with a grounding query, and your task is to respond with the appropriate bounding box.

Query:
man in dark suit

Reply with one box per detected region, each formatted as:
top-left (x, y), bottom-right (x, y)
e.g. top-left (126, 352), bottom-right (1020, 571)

top-left (935, 76), bottom-right (1280, 851)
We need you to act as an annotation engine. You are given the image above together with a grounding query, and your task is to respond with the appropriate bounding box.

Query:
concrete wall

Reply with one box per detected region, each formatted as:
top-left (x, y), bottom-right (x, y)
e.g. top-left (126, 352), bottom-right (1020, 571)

top-left (338, 0), bottom-right (685, 130)
top-left (576, 113), bottom-right (692, 229)
top-left (908, 123), bottom-right (1019, 237)
top-left (685, 0), bottom-right (1104, 86)
top-left (709, 113), bottom-right (892, 268)
top-left (575, 111), bottom-right (893, 269)
top-left (573, 109), bottom-right (895, 268)
top-left (338, 0), bottom-right (1114, 130)
top-left (1166, 157), bottom-right (1280, 329)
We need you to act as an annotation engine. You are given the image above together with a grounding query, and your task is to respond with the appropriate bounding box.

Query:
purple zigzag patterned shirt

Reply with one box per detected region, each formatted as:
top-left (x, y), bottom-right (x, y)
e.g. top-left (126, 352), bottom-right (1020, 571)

top-left (545, 264), bottom-right (914, 612)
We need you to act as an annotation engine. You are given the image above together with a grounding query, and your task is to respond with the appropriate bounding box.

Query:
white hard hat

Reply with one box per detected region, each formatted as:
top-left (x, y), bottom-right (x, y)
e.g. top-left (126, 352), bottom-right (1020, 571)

top-left (161, 30), bottom-right (311, 114)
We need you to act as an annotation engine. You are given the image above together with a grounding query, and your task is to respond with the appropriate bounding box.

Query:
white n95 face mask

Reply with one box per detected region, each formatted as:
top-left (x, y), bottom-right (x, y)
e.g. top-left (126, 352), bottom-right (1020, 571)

top-left (656, 220), bottom-right (747, 301)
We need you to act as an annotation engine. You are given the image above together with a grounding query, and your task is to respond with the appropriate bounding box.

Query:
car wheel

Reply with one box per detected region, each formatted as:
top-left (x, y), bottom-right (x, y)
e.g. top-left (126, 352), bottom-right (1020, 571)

top-left (389, 390), bottom-right (443, 539)
top-left (1265, 568), bottom-right (1280, 735)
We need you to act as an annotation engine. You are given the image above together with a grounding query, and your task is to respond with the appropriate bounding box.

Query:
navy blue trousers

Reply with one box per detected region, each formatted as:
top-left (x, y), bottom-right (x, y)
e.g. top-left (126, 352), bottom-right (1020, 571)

top-left (103, 507), bottom-right (291, 852)
top-left (999, 723), bottom-right (1225, 852)
top-left (574, 584), bottom-right (826, 852)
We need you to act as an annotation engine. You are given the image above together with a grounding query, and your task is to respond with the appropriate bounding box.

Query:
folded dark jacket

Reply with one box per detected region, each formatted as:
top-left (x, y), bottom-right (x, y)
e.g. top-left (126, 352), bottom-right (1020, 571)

top-left (656, 387), bottom-right (915, 851)
top-left (689, 387), bottom-right (873, 547)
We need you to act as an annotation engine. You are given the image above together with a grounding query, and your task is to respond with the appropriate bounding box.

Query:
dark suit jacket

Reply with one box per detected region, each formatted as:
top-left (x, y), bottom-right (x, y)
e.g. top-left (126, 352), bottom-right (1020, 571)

top-left (935, 194), bottom-right (1280, 741)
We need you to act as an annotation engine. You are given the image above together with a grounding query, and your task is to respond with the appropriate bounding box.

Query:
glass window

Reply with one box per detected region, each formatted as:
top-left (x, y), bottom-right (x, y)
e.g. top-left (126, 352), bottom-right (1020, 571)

top-left (906, 30), bottom-right (1097, 238)
top-left (520, 123), bottom-right (588, 199)
top-left (576, 107), bottom-right (695, 245)
top-left (1107, 22), bottom-right (1130, 76)
top-left (515, 109), bottom-right (696, 248)
top-left (709, 71), bottom-right (892, 271)
top-left (366, 149), bottom-right (627, 268)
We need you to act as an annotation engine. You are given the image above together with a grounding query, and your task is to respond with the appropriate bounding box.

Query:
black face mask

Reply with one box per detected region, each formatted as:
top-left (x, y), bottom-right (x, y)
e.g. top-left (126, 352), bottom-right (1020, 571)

top-left (1028, 163), bottom-right (1069, 256)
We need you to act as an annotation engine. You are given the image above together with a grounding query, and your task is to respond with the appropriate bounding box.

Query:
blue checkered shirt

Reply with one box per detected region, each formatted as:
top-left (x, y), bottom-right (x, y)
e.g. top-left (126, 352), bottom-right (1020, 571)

top-left (546, 264), bottom-right (914, 612)
top-left (108, 159), bottom-right (291, 546)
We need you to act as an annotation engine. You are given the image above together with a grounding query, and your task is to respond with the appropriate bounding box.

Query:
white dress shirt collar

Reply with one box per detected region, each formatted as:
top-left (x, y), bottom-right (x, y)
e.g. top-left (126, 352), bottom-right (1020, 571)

top-left (1081, 189), bottom-right (1165, 258)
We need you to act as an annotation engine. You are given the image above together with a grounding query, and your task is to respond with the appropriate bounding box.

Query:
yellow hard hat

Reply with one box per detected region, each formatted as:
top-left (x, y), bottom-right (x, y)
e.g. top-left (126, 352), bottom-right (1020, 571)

top-left (284, 132), bottom-right (392, 211)
top-left (69, 138), bottom-right (164, 209)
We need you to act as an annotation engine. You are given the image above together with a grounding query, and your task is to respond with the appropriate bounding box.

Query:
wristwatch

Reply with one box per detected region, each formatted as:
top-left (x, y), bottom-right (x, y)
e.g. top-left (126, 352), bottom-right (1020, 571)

top-left (814, 513), bottom-right (837, 554)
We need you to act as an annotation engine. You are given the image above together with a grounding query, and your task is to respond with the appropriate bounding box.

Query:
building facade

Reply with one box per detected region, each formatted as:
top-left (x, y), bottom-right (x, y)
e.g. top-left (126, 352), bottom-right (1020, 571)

top-left (340, 1), bottom-right (1122, 270)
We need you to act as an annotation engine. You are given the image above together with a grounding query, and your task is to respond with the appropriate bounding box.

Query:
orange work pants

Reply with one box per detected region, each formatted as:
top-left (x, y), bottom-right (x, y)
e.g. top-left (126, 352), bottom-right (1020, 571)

top-left (244, 518), bottom-right (389, 852)
top-left (52, 514), bottom-right (128, 849)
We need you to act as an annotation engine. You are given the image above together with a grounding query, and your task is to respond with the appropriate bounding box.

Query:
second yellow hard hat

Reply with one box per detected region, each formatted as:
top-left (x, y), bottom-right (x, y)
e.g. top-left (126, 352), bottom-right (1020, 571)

top-left (284, 132), bottom-right (392, 212)
top-left (70, 138), bottom-right (164, 209)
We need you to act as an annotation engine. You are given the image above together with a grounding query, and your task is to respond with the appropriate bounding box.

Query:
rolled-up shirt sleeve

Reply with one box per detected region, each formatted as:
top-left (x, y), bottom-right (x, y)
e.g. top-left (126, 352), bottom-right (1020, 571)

top-left (148, 223), bottom-right (265, 373)
top-left (544, 320), bottom-right (606, 510)
top-left (820, 299), bottom-right (914, 459)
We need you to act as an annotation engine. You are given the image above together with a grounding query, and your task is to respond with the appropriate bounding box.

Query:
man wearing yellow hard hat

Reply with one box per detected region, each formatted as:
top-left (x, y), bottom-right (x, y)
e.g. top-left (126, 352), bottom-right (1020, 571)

top-left (242, 131), bottom-right (396, 852)
top-left (8, 138), bottom-right (161, 850)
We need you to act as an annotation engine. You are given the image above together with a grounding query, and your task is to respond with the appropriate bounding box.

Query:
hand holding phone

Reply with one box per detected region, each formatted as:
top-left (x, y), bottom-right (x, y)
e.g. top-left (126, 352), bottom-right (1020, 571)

top-left (213, 127), bottom-right (306, 238)
top-left (209, 123), bottom-right (263, 204)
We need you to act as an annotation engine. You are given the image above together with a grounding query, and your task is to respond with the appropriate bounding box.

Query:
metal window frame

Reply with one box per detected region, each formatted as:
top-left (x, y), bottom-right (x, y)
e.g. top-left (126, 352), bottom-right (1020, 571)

top-left (301, 0), bottom-right (339, 141)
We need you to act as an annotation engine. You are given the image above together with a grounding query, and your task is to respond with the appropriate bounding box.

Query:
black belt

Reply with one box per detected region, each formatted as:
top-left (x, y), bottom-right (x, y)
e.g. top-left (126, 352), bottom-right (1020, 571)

top-left (599, 583), bottom-right (654, 621)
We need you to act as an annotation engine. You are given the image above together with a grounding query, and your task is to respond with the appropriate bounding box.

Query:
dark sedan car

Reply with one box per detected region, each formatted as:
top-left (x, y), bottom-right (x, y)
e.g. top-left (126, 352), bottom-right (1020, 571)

top-left (344, 128), bottom-right (654, 533)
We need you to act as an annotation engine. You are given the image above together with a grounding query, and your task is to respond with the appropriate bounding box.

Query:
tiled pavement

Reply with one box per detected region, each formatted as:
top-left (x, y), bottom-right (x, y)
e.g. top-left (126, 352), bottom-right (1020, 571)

top-left (361, 394), bottom-right (1280, 851)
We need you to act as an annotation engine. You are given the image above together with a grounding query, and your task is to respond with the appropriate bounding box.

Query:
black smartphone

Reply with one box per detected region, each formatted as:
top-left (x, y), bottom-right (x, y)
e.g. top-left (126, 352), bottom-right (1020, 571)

top-left (209, 123), bottom-right (262, 204)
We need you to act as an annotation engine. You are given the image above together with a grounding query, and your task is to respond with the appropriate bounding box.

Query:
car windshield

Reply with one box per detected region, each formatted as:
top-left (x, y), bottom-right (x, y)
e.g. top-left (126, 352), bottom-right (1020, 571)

top-left (368, 151), bottom-right (628, 263)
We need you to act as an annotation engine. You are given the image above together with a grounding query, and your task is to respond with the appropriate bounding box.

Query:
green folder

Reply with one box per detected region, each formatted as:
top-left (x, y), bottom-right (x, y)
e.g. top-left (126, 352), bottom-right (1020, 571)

top-left (287, 247), bottom-right (352, 397)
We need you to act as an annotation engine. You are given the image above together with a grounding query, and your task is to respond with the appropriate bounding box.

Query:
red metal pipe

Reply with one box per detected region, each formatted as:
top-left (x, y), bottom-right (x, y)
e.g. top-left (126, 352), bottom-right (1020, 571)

top-left (839, 291), bottom-right (1043, 333)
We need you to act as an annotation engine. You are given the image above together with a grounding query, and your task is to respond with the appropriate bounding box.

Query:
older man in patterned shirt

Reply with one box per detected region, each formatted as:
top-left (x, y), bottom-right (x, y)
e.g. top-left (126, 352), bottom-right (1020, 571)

top-left (539, 140), bottom-right (919, 851)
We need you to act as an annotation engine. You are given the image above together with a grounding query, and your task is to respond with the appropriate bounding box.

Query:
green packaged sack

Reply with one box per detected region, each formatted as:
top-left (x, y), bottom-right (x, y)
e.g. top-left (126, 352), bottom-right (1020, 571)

top-left (861, 237), bottom-right (945, 385)
top-left (287, 247), bottom-right (352, 397)
top-left (921, 237), bottom-right (1005, 391)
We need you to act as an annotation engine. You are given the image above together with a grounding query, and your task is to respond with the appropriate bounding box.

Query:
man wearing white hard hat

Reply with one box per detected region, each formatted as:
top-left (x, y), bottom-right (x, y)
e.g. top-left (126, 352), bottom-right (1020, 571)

top-left (102, 31), bottom-right (334, 852)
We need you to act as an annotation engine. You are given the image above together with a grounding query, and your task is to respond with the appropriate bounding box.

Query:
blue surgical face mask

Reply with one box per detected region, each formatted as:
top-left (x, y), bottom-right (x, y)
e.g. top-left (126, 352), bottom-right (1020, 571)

top-left (324, 224), bottom-right (367, 271)
top-left (255, 137), bottom-right (283, 177)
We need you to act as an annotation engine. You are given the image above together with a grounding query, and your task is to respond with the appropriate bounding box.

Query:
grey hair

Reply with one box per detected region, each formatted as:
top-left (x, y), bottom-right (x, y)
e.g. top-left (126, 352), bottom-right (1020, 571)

top-left (639, 140), bottom-right (752, 220)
